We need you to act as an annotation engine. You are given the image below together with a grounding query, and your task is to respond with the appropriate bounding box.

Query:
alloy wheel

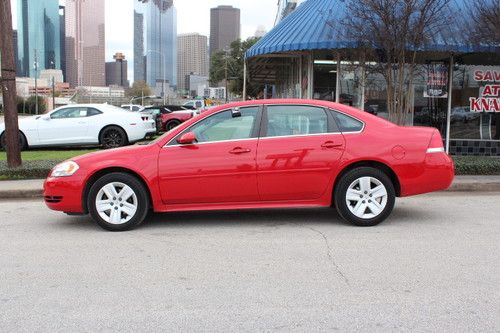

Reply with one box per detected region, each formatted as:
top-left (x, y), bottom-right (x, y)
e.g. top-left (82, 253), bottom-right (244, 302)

top-left (95, 182), bottom-right (138, 224)
top-left (345, 176), bottom-right (388, 219)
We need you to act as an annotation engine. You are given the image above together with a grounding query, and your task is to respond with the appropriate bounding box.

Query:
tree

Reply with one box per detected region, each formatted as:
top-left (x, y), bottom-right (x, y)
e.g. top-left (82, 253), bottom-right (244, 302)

top-left (468, 0), bottom-right (500, 46)
top-left (210, 37), bottom-right (263, 98)
top-left (126, 80), bottom-right (152, 99)
top-left (0, 0), bottom-right (22, 166)
top-left (341, 0), bottom-right (452, 125)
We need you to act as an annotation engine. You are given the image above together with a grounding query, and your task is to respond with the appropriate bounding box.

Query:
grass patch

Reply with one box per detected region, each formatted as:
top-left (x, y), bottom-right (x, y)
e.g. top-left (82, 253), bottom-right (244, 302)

top-left (0, 149), bottom-right (97, 161)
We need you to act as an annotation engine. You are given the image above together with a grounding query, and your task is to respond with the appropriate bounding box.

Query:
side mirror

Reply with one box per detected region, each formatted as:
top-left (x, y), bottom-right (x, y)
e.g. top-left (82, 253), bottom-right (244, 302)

top-left (42, 115), bottom-right (50, 121)
top-left (177, 132), bottom-right (197, 144)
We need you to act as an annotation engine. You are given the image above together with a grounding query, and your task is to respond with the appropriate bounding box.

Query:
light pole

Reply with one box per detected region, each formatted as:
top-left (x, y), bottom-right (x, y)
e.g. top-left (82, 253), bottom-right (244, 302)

top-left (146, 49), bottom-right (166, 104)
top-left (33, 49), bottom-right (39, 115)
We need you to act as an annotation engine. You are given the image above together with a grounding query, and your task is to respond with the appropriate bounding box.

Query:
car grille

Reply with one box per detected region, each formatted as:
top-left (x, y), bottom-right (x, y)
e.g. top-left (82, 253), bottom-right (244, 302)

top-left (44, 195), bottom-right (63, 203)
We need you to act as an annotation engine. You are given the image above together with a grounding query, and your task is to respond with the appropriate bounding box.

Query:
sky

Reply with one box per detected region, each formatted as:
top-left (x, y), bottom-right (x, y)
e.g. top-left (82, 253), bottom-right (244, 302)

top-left (10, 0), bottom-right (277, 83)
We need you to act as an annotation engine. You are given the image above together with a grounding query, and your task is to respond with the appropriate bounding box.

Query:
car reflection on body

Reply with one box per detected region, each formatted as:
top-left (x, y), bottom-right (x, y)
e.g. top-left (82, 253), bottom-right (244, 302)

top-left (44, 99), bottom-right (454, 231)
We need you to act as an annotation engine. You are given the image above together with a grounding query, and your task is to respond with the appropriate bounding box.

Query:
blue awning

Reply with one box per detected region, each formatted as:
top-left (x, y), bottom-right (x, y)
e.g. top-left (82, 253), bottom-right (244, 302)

top-left (246, 0), bottom-right (500, 59)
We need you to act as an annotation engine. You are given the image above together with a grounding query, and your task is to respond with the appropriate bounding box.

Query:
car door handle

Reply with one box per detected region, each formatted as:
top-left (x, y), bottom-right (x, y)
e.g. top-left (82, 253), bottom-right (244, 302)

top-left (321, 141), bottom-right (343, 148)
top-left (229, 147), bottom-right (251, 154)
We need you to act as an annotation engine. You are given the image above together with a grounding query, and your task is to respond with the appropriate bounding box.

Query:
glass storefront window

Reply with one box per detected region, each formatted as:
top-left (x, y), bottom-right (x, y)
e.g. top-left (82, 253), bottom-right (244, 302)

top-left (450, 65), bottom-right (500, 140)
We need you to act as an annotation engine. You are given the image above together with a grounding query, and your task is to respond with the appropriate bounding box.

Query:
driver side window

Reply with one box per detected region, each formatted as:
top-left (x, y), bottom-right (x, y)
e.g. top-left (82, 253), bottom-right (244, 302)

top-left (51, 107), bottom-right (87, 119)
top-left (174, 107), bottom-right (259, 144)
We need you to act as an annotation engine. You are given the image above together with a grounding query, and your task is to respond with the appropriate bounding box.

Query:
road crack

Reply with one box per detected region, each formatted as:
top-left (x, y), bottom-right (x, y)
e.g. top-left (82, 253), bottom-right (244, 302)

top-left (295, 223), bottom-right (350, 287)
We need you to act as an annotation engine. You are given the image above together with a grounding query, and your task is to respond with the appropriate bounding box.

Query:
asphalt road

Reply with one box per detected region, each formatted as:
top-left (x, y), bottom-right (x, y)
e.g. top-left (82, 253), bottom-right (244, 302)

top-left (0, 192), bottom-right (499, 332)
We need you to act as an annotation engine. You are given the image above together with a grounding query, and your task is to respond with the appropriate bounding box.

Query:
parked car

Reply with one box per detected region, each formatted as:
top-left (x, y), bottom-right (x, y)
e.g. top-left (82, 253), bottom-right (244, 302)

top-left (450, 107), bottom-right (480, 123)
top-left (0, 104), bottom-right (151, 150)
top-left (44, 99), bottom-right (454, 231)
top-left (142, 105), bottom-right (197, 132)
top-left (119, 105), bottom-right (156, 136)
top-left (120, 104), bottom-right (144, 112)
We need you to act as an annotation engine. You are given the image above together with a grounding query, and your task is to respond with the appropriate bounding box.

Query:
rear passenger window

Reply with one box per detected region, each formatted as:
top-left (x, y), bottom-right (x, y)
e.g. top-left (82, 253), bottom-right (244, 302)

top-left (333, 111), bottom-right (364, 132)
top-left (266, 105), bottom-right (328, 137)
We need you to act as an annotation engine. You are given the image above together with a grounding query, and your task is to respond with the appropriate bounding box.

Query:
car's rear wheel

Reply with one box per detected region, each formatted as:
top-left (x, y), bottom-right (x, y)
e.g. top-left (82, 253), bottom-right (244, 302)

top-left (334, 167), bottom-right (395, 226)
top-left (0, 131), bottom-right (27, 151)
top-left (87, 172), bottom-right (149, 231)
top-left (165, 120), bottom-right (180, 131)
top-left (100, 126), bottom-right (127, 149)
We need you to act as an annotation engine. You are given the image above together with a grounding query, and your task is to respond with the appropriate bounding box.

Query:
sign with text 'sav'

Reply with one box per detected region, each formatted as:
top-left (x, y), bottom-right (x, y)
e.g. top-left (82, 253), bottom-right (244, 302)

top-left (470, 70), bottom-right (500, 112)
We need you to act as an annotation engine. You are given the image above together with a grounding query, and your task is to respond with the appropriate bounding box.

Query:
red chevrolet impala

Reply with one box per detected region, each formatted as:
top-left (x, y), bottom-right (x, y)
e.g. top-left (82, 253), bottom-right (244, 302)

top-left (44, 99), bottom-right (454, 231)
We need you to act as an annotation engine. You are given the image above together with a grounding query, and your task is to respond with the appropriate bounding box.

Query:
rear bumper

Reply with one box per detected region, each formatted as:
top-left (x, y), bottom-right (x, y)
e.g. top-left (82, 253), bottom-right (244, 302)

top-left (44, 175), bottom-right (85, 213)
top-left (400, 152), bottom-right (455, 197)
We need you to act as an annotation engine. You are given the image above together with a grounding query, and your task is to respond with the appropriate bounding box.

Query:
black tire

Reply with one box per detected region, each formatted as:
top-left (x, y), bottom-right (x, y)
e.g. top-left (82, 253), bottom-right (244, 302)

top-left (0, 131), bottom-right (27, 151)
top-left (87, 172), bottom-right (149, 231)
top-left (100, 126), bottom-right (128, 149)
top-left (165, 120), bottom-right (181, 131)
top-left (334, 167), bottom-right (395, 226)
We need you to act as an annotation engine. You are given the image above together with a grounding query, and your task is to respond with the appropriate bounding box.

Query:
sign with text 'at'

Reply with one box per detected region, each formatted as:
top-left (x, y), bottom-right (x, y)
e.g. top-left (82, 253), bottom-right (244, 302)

top-left (470, 70), bottom-right (500, 112)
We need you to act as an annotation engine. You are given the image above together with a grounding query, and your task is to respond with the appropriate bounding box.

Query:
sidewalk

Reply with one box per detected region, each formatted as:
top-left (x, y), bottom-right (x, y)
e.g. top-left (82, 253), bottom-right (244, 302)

top-left (1, 176), bottom-right (500, 200)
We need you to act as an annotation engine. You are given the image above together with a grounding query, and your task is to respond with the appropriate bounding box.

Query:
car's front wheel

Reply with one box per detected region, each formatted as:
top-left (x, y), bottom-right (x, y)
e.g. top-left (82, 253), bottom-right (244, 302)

top-left (334, 167), bottom-right (395, 226)
top-left (88, 172), bottom-right (149, 231)
top-left (100, 126), bottom-right (128, 149)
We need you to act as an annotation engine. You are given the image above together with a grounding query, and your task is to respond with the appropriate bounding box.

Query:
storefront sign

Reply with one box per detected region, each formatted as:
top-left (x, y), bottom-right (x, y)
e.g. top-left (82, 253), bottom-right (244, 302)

top-left (469, 70), bottom-right (500, 112)
top-left (424, 63), bottom-right (448, 98)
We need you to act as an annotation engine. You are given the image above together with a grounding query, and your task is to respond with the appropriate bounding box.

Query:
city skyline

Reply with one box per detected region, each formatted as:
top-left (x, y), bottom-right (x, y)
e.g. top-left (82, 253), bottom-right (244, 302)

top-left (10, 0), bottom-right (276, 85)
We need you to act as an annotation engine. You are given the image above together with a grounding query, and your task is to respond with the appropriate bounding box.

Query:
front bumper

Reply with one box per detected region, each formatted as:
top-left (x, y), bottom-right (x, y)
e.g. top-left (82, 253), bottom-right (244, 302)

top-left (44, 175), bottom-right (86, 213)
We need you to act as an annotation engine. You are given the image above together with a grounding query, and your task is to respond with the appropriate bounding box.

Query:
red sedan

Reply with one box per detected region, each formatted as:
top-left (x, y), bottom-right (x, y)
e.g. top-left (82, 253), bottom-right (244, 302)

top-left (44, 99), bottom-right (454, 231)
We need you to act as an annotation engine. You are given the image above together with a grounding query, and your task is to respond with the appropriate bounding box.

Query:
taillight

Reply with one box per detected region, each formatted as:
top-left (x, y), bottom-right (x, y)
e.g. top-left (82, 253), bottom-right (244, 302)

top-left (427, 130), bottom-right (445, 153)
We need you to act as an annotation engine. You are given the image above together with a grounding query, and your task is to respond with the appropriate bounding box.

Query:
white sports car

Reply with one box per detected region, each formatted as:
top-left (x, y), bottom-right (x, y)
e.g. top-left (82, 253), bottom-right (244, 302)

top-left (0, 104), bottom-right (156, 150)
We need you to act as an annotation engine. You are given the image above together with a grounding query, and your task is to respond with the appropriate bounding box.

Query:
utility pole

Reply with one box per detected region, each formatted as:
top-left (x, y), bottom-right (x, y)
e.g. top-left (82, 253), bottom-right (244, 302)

top-left (34, 49), bottom-right (38, 114)
top-left (0, 0), bottom-right (22, 167)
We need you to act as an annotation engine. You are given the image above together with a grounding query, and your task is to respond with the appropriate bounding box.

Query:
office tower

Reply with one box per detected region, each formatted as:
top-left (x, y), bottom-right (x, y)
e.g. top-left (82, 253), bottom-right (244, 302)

top-left (17, 0), bottom-right (61, 78)
top-left (209, 5), bottom-right (240, 56)
top-left (65, 0), bottom-right (105, 87)
top-left (13, 30), bottom-right (21, 75)
top-left (177, 33), bottom-right (208, 91)
top-left (106, 52), bottom-right (128, 87)
top-left (134, 0), bottom-right (177, 91)
top-left (59, 5), bottom-right (66, 81)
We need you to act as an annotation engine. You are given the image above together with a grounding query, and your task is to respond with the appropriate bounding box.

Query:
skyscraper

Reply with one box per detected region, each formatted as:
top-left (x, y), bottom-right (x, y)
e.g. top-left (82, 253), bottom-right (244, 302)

top-left (17, 0), bottom-right (61, 78)
top-left (209, 5), bottom-right (240, 57)
top-left (106, 52), bottom-right (128, 87)
top-left (177, 33), bottom-right (208, 91)
top-left (65, 0), bottom-right (105, 87)
top-left (59, 5), bottom-right (66, 81)
top-left (134, 0), bottom-right (177, 90)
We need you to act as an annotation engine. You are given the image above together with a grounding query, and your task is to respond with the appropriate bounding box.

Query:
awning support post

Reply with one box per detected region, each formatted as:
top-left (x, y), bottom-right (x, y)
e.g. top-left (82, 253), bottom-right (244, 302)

top-left (243, 59), bottom-right (247, 101)
top-left (335, 53), bottom-right (341, 103)
top-left (445, 55), bottom-right (454, 154)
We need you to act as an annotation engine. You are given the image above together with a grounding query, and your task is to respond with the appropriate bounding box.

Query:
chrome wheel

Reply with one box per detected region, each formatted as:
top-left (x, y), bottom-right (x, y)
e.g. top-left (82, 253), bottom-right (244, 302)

top-left (345, 176), bottom-right (388, 219)
top-left (95, 182), bottom-right (138, 224)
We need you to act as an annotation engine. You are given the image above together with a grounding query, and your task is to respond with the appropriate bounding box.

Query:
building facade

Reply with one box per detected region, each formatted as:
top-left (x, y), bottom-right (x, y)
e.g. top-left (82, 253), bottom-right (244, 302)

top-left (177, 33), bottom-right (208, 92)
top-left (65, 0), bottom-right (105, 87)
top-left (209, 5), bottom-right (240, 57)
top-left (106, 52), bottom-right (128, 87)
top-left (246, 0), bottom-right (500, 156)
top-left (17, 0), bottom-right (61, 78)
top-left (134, 0), bottom-right (177, 90)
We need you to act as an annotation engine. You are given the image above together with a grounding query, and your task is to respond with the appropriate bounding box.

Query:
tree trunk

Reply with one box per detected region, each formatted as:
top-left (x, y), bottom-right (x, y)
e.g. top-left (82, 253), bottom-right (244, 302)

top-left (0, 0), bottom-right (22, 167)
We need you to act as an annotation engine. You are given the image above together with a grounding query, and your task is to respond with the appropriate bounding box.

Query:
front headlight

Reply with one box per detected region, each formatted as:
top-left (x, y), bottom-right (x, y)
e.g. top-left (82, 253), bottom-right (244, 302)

top-left (50, 161), bottom-right (80, 177)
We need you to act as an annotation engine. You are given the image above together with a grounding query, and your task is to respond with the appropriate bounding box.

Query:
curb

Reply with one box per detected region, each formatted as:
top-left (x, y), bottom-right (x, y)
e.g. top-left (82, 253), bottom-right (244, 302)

top-left (446, 182), bottom-right (500, 192)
